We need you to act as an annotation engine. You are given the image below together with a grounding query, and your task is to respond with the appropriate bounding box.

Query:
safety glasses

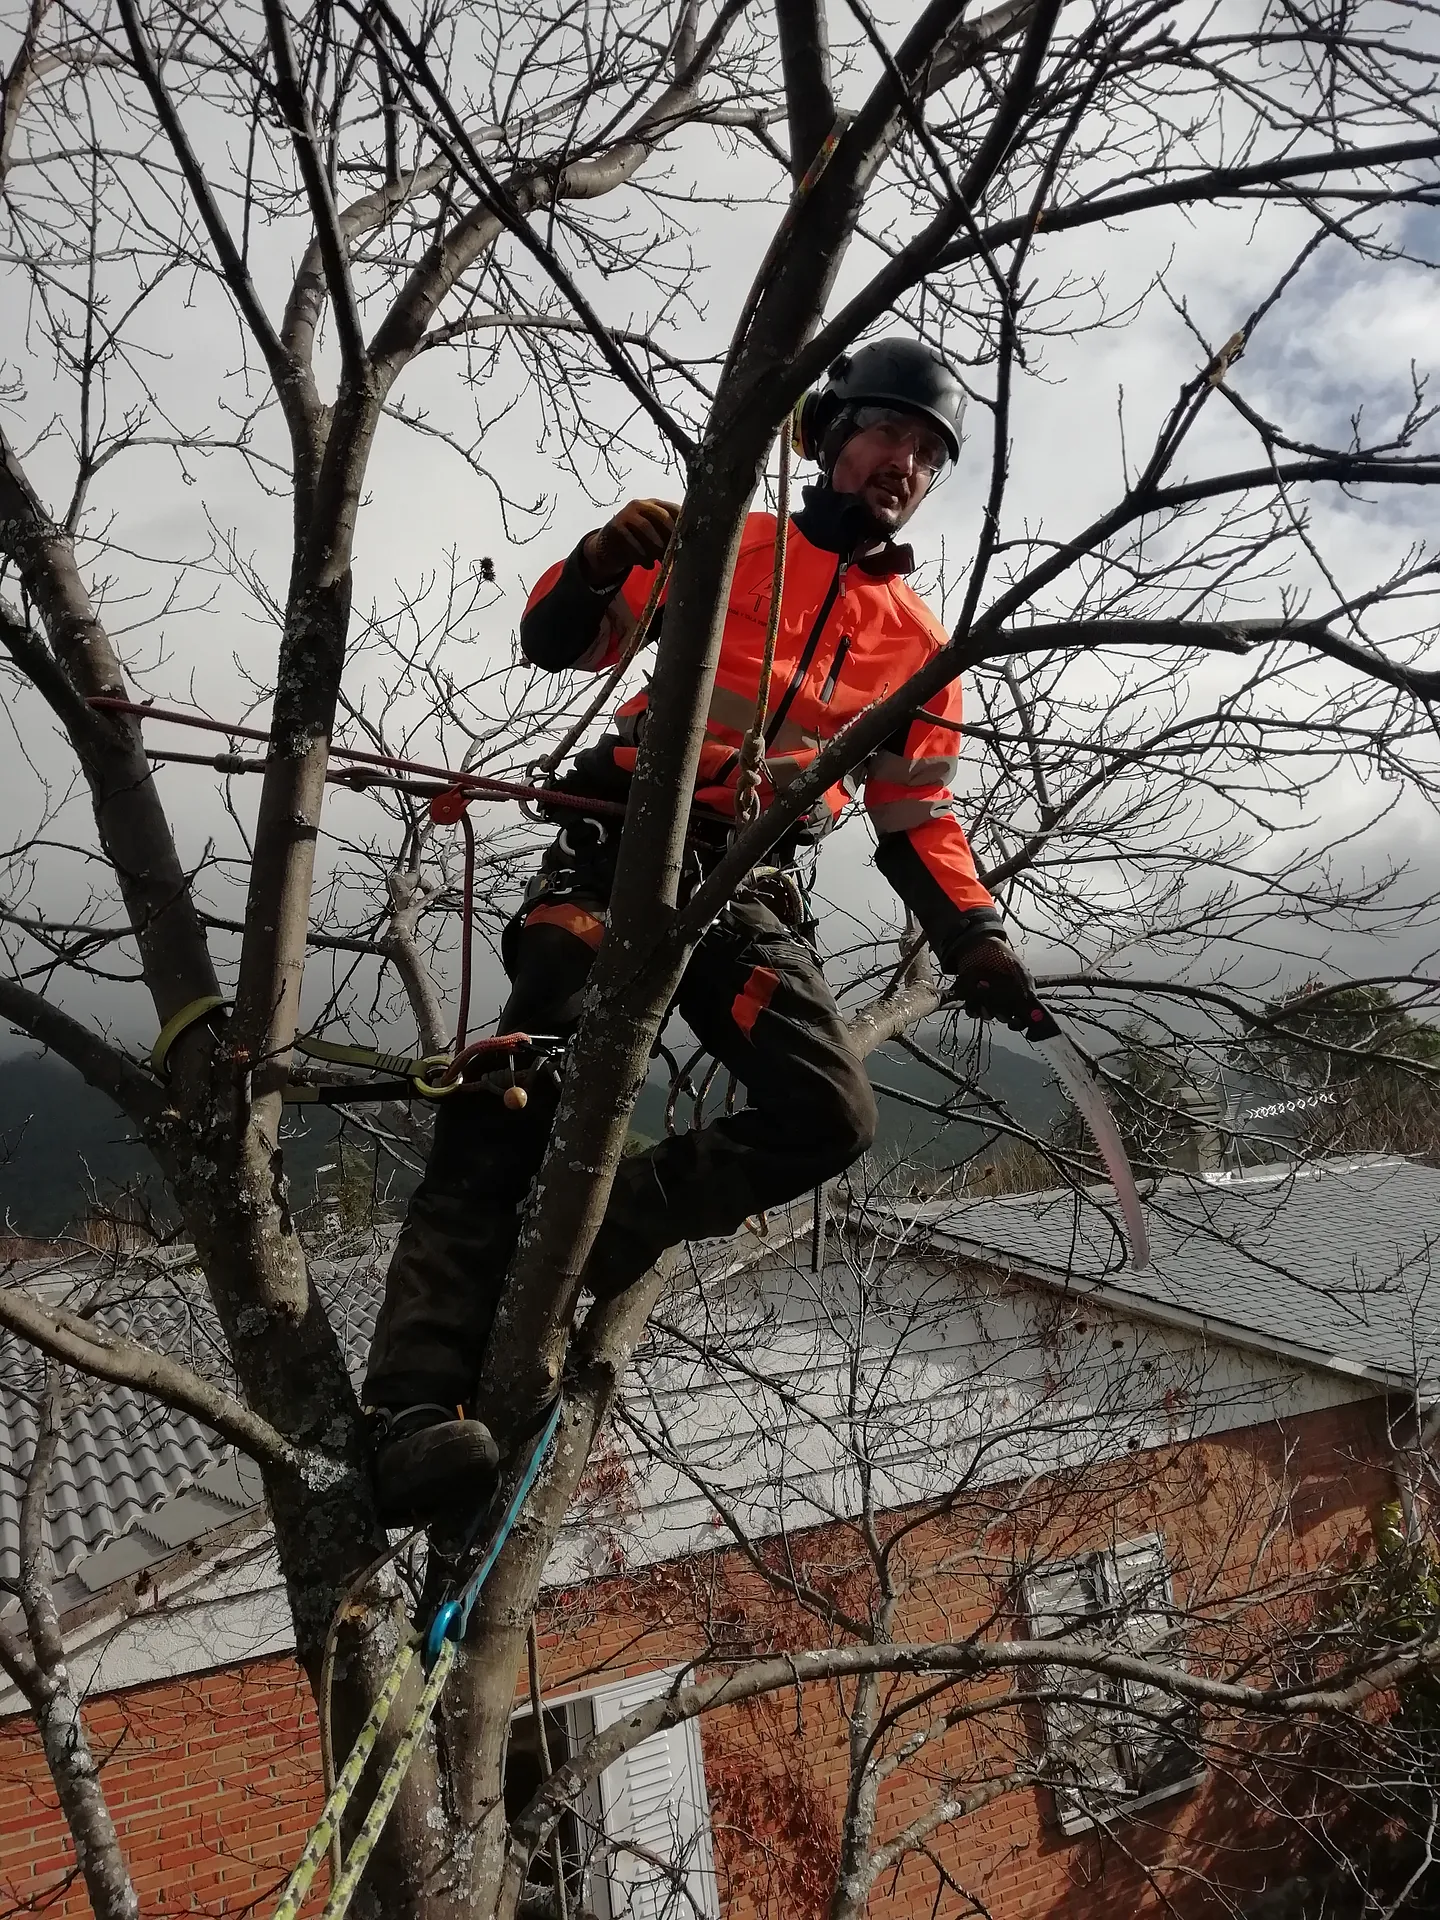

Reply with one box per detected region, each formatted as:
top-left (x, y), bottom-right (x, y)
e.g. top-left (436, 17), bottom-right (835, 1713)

top-left (849, 405), bottom-right (951, 477)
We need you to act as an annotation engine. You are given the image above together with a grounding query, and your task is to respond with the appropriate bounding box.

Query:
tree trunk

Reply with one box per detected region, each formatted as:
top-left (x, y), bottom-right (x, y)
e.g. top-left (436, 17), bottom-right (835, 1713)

top-left (0, 427), bottom-right (220, 1092)
top-left (26, 1656), bottom-right (141, 1920)
top-left (9, 1379), bottom-right (141, 1920)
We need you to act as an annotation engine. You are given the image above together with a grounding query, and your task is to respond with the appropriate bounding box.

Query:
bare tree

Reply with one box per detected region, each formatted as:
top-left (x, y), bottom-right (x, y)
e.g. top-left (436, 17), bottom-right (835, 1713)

top-left (3, 0), bottom-right (1440, 1912)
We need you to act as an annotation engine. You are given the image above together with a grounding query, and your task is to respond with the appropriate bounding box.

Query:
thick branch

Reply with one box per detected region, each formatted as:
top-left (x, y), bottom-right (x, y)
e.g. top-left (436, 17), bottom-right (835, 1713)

top-left (0, 977), bottom-right (166, 1129)
top-left (0, 434), bottom-right (221, 1052)
top-left (775, 0), bottom-right (837, 181)
top-left (260, 0), bottom-right (366, 379)
top-left (0, 0), bottom-right (51, 185)
top-left (509, 1630), bottom-right (1440, 1879)
top-left (9, 1371), bottom-right (141, 1920)
top-left (113, 0), bottom-right (298, 415)
top-left (845, 940), bottom-right (942, 1055)
top-left (934, 132), bottom-right (1440, 273)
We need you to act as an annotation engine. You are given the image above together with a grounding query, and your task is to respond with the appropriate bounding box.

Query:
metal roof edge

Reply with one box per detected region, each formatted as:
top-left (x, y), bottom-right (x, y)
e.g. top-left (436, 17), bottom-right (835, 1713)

top-left (62, 1504), bottom-right (270, 1641)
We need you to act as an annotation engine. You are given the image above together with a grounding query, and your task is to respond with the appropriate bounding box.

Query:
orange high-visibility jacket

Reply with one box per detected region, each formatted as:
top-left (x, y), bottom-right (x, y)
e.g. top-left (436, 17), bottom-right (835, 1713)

top-left (520, 500), bottom-right (1001, 967)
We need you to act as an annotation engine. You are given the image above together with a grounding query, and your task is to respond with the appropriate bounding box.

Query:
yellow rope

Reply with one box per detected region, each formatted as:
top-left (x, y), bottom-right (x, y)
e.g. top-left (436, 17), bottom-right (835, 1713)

top-left (150, 995), bottom-right (229, 1078)
top-left (268, 1640), bottom-right (416, 1920)
top-left (317, 1639), bottom-right (459, 1919)
top-left (733, 415), bottom-right (795, 827)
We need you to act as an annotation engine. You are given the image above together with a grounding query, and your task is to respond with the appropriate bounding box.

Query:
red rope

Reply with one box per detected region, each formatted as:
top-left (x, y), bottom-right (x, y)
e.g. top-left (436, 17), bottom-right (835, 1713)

top-left (88, 696), bottom-right (625, 818)
top-left (440, 1032), bottom-right (555, 1084)
top-left (456, 806), bottom-right (476, 1051)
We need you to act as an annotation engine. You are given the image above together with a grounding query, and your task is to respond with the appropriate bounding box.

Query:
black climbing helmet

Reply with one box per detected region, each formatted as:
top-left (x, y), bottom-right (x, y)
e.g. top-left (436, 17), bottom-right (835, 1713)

top-left (796, 337), bottom-right (966, 470)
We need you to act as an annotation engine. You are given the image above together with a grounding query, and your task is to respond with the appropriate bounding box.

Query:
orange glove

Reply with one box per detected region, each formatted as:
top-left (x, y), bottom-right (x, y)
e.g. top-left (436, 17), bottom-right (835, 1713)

top-left (580, 499), bottom-right (680, 588)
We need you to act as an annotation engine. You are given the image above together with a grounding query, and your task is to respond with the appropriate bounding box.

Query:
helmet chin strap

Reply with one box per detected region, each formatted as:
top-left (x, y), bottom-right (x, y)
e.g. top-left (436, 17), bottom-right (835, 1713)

top-left (796, 481), bottom-right (909, 563)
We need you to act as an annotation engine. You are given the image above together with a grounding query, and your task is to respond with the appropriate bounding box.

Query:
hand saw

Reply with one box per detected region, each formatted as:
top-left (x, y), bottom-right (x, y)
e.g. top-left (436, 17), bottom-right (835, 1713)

top-left (1019, 1000), bottom-right (1150, 1270)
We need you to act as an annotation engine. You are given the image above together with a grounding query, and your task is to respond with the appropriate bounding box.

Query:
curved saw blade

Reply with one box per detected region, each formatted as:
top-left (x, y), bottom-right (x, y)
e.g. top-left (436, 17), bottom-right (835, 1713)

top-left (1023, 1004), bottom-right (1150, 1270)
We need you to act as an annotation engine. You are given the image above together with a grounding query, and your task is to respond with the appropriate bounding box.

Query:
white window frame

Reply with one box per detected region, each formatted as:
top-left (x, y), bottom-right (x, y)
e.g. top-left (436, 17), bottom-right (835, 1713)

top-left (510, 1666), bottom-right (720, 1920)
top-left (1024, 1532), bottom-right (1205, 1837)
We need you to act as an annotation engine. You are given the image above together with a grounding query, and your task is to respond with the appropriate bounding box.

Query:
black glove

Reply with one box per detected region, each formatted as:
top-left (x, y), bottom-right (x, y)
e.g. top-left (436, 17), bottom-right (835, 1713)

top-left (580, 498), bottom-right (680, 588)
top-left (947, 933), bottom-right (1037, 1032)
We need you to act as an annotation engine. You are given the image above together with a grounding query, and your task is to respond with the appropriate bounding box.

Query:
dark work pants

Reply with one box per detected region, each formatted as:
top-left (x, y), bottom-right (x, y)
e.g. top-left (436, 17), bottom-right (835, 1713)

top-left (362, 868), bottom-right (878, 1412)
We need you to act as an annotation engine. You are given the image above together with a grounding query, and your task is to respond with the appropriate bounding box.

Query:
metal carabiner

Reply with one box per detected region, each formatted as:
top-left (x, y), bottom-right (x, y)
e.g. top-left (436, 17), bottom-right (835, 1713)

top-left (410, 1054), bottom-right (467, 1100)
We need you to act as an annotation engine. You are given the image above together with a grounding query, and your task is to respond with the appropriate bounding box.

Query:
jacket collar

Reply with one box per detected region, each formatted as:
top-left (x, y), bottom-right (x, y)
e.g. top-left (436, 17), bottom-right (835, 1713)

top-left (792, 484), bottom-right (915, 577)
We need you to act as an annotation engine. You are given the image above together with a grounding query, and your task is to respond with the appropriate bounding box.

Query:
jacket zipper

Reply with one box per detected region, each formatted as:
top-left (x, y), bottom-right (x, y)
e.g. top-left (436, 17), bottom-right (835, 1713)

top-left (818, 634), bottom-right (852, 705)
top-left (763, 559), bottom-right (844, 746)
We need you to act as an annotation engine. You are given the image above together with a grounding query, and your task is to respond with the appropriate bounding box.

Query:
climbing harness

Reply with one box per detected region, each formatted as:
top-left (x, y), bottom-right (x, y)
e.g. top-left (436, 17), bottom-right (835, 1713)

top-left (268, 1397), bottom-right (565, 1920)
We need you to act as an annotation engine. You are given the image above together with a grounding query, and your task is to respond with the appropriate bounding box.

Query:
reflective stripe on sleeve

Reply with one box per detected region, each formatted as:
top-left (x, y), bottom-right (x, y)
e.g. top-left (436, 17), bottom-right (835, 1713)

top-left (866, 749), bottom-right (961, 788)
top-left (525, 902), bottom-right (607, 948)
top-left (866, 796), bottom-right (954, 832)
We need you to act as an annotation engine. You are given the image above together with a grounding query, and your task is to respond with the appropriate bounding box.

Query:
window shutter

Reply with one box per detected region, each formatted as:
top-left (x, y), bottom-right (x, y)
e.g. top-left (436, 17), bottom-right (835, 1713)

top-left (588, 1670), bottom-right (720, 1920)
top-left (1024, 1559), bottom-right (1126, 1830)
top-left (1103, 1538), bottom-right (1202, 1794)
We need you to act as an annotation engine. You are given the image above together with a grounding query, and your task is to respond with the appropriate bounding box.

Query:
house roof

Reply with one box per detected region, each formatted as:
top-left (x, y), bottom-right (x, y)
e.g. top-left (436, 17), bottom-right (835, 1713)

top-left (0, 1247), bottom-right (380, 1597)
top-left (910, 1153), bottom-right (1440, 1394)
top-left (4, 1154), bottom-right (1437, 1606)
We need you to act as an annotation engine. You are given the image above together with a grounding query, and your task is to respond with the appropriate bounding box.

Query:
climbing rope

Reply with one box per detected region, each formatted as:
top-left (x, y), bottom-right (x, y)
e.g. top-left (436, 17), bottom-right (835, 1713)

top-left (268, 1640), bottom-right (418, 1920)
top-left (88, 696), bottom-right (629, 820)
top-left (268, 1397), bottom-right (565, 1920)
top-left (732, 414), bottom-right (794, 828)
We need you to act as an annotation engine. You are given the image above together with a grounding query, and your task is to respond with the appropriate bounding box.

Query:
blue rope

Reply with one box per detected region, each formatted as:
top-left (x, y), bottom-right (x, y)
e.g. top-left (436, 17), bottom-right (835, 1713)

top-left (423, 1397), bottom-right (565, 1668)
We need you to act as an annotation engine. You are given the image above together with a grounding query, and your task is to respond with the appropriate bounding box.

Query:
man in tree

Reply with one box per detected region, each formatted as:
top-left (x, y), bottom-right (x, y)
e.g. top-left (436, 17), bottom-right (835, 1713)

top-left (363, 338), bottom-right (1038, 1521)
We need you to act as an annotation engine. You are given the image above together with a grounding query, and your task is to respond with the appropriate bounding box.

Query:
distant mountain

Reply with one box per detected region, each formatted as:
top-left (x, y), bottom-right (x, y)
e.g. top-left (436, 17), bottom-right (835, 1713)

top-left (865, 1022), bottom-right (1064, 1167)
top-left (0, 1055), bottom-right (343, 1237)
top-left (0, 1026), bottom-right (1062, 1237)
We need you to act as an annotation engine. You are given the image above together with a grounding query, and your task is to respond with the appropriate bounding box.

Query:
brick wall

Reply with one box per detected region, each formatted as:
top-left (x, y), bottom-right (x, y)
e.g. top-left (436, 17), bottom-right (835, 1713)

top-left (0, 1659), bottom-right (320, 1914)
top-left (0, 1396), bottom-right (1399, 1918)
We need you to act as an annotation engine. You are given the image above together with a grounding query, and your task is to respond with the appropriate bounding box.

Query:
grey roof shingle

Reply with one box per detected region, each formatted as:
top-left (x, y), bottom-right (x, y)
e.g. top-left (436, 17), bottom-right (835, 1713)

top-left (911, 1153), bottom-right (1440, 1392)
top-left (0, 1244), bottom-right (382, 1588)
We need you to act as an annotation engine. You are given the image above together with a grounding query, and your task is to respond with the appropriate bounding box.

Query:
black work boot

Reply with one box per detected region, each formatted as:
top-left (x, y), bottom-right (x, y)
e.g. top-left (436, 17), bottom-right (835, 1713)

top-left (369, 1403), bottom-right (500, 1527)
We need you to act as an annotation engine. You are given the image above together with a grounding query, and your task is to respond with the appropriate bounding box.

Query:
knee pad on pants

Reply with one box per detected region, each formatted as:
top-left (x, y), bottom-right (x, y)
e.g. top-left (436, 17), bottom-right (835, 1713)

top-left (810, 1064), bottom-right (879, 1175)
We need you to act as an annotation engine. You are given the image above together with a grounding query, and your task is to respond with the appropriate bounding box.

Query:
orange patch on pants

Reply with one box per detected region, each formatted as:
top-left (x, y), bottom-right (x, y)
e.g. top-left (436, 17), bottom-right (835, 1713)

top-left (525, 902), bottom-right (606, 948)
top-left (732, 965), bottom-right (781, 1038)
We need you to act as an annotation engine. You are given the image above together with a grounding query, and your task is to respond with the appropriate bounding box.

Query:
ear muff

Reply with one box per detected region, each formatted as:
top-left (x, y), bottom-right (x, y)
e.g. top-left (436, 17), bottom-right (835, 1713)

top-left (795, 388), bottom-right (837, 462)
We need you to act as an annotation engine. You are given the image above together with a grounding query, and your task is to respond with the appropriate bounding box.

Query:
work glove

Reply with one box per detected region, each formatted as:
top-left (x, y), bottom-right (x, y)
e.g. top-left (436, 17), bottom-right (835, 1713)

top-left (947, 933), bottom-right (1038, 1032)
top-left (580, 498), bottom-right (680, 588)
